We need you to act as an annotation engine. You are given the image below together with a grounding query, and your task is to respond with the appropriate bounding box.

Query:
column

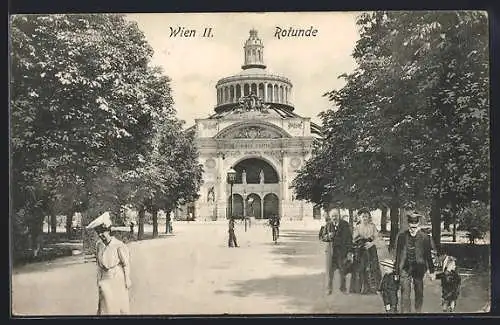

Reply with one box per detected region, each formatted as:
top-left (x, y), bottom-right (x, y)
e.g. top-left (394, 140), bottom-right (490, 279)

top-left (261, 194), bottom-right (265, 219)
top-left (280, 152), bottom-right (288, 218)
top-left (217, 153), bottom-right (226, 220)
top-left (243, 195), bottom-right (247, 218)
top-left (264, 82), bottom-right (267, 102)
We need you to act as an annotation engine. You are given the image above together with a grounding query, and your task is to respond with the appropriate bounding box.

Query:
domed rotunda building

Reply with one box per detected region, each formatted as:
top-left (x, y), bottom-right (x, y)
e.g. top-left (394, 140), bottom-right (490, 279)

top-left (180, 29), bottom-right (322, 221)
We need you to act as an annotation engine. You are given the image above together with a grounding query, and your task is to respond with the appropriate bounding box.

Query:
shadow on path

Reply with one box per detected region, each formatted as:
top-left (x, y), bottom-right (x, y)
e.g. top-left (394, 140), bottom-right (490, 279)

top-left (222, 228), bottom-right (491, 314)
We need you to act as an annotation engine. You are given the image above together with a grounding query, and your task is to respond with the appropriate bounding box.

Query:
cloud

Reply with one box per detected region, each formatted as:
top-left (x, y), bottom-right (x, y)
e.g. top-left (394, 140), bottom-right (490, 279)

top-left (126, 12), bottom-right (360, 126)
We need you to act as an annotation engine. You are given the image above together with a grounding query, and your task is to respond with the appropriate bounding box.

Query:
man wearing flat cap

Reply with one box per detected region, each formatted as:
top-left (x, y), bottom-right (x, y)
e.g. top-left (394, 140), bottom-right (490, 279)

top-left (87, 212), bottom-right (131, 315)
top-left (394, 213), bottom-right (436, 313)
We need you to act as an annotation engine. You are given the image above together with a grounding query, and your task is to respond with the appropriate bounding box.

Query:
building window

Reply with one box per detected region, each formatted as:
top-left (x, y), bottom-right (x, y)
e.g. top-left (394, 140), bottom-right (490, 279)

top-left (236, 84), bottom-right (241, 99)
top-left (258, 83), bottom-right (265, 99)
top-left (251, 83), bottom-right (257, 95)
top-left (230, 85), bottom-right (235, 103)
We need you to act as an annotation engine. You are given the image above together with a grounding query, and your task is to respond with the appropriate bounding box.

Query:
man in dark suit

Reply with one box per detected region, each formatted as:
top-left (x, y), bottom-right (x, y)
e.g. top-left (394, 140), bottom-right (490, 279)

top-left (321, 208), bottom-right (353, 295)
top-left (228, 216), bottom-right (238, 247)
top-left (394, 213), bottom-right (436, 313)
top-left (270, 214), bottom-right (280, 243)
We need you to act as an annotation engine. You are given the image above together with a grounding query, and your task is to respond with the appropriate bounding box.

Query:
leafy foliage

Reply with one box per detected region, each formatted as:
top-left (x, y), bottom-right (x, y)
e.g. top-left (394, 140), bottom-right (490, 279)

top-left (292, 11), bottom-right (489, 247)
top-left (10, 14), bottom-right (202, 253)
top-left (457, 201), bottom-right (490, 241)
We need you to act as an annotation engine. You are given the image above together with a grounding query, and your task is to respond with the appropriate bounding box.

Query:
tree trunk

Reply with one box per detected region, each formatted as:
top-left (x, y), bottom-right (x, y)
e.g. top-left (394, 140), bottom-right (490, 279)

top-left (152, 208), bottom-right (159, 238)
top-left (348, 209), bottom-right (354, 229)
top-left (430, 198), bottom-right (443, 252)
top-left (451, 202), bottom-right (458, 242)
top-left (399, 207), bottom-right (409, 233)
top-left (66, 213), bottom-right (74, 235)
top-left (444, 215), bottom-right (451, 232)
top-left (380, 206), bottom-right (388, 233)
top-left (137, 206), bottom-right (145, 240)
top-left (452, 220), bottom-right (457, 242)
top-left (389, 201), bottom-right (400, 253)
top-left (50, 213), bottom-right (57, 234)
top-left (29, 213), bottom-right (44, 257)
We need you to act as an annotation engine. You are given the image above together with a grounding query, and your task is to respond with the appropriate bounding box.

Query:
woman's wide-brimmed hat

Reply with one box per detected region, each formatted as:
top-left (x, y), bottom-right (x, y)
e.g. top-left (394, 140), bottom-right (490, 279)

top-left (380, 258), bottom-right (395, 269)
top-left (86, 211), bottom-right (113, 232)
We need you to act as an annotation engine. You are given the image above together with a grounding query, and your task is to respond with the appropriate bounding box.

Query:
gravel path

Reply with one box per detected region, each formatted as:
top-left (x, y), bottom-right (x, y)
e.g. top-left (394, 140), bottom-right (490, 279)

top-left (11, 220), bottom-right (490, 316)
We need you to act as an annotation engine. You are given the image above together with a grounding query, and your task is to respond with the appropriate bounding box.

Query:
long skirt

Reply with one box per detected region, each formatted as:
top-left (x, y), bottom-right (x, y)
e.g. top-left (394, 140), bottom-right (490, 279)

top-left (97, 266), bottom-right (130, 315)
top-left (350, 245), bottom-right (382, 294)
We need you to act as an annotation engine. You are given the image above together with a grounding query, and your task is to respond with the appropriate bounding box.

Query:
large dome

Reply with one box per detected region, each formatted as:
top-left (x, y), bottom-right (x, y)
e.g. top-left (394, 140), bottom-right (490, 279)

top-left (215, 30), bottom-right (294, 113)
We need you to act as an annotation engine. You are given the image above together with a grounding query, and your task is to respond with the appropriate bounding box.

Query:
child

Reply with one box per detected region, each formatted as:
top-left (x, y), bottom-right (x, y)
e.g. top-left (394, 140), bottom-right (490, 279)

top-left (436, 255), bottom-right (461, 312)
top-left (378, 259), bottom-right (399, 313)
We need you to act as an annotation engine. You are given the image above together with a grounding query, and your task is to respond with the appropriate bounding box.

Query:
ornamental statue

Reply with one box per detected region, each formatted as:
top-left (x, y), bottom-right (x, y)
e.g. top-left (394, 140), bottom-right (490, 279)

top-left (237, 92), bottom-right (270, 113)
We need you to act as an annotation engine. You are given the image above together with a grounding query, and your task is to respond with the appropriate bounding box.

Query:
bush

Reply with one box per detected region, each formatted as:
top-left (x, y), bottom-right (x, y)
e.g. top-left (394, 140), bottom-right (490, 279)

top-left (457, 201), bottom-right (489, 243)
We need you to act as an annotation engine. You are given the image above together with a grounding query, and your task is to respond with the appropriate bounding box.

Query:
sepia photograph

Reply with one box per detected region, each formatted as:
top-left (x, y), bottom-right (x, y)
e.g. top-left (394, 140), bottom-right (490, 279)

top-left (9, 11), bottom-right (490, 316)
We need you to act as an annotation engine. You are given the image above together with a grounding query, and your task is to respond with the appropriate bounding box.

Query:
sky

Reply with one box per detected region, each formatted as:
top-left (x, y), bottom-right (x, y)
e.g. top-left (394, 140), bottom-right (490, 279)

top-left (126, 12), bottom-right (361, 127)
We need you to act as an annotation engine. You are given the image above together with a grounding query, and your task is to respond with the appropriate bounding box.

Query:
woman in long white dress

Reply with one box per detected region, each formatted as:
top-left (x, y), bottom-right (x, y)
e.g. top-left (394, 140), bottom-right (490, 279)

top-left (87, 212), bottom-right (131, 315)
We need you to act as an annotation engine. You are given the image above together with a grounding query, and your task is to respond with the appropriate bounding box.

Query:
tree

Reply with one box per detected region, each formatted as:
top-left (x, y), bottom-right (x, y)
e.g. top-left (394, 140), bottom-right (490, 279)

top-left (10, 14), bottom-right (175, 253)
top-left (364, 12), bottom-right (490, 248)
top-left (155, 121), bottom-right (203, 235)
top-left (294, 11), bottom-right (489, 251)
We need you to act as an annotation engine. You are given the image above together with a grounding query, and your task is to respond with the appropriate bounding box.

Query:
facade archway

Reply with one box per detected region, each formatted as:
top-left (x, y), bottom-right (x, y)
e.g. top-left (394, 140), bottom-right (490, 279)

top-left (228, 193), bottom-right (244, 218)
top-left (263, 193), bottom-right (279, 219)
top-left (232, 158), bottom-right (279, 184)
top-left (246, 193), bottom-right (262, 219)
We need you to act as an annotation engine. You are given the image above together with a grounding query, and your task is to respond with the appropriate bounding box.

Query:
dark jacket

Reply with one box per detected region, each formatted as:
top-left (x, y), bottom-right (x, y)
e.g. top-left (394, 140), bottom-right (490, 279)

top-left (394, 229), bottom-right (435, 277)
top-left (324, 219), bottom-right (353, 259)
top-left (436, 270), bottom-right (461, 301)
top-left (269, 216), bottom-right (280, 227)
top-left (379, 272), bottom-right (399, 306)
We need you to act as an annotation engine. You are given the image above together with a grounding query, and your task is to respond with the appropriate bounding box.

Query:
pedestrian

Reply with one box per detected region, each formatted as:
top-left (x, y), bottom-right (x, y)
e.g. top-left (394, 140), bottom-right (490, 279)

top-left (228, 216), bottom-right (238, 247)
top-left (86, 212), bottom-right (131, 315)
top-left (320, 207), bottom-right (353, 295)
top-left (166, 213), bottom-right (173, 234)
top-left (394, 213), bottom-right (436, 313)
top-left (350, 208), bottom-right (382, 295)
top-left (319, 215), bottom-right (330, 240)
top-left (129, 221), bottom-right (135, 235)
top-left (436, 255), bottom-right (461, 312)
top-left (378, 259), bottom-right (399, 313)
top-left (270, 215), bottom-right (280, 243)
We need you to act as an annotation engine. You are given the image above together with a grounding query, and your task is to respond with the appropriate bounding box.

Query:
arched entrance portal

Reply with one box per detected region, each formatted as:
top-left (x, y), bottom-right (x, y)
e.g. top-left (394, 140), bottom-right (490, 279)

top-left (263, 193), bottom-right (279, 219)
top-left (228, 157), bottom-right (280, 219)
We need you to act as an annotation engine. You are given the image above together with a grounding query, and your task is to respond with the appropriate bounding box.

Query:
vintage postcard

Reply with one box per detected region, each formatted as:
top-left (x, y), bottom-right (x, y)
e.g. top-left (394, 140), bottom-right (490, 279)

top-left (10, 12), bottom-right (490, 316)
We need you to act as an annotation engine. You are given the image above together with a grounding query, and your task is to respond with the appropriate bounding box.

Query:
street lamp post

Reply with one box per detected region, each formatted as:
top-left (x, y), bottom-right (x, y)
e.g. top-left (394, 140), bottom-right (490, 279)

top-left (227, 168), bottom-right (237, 220)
